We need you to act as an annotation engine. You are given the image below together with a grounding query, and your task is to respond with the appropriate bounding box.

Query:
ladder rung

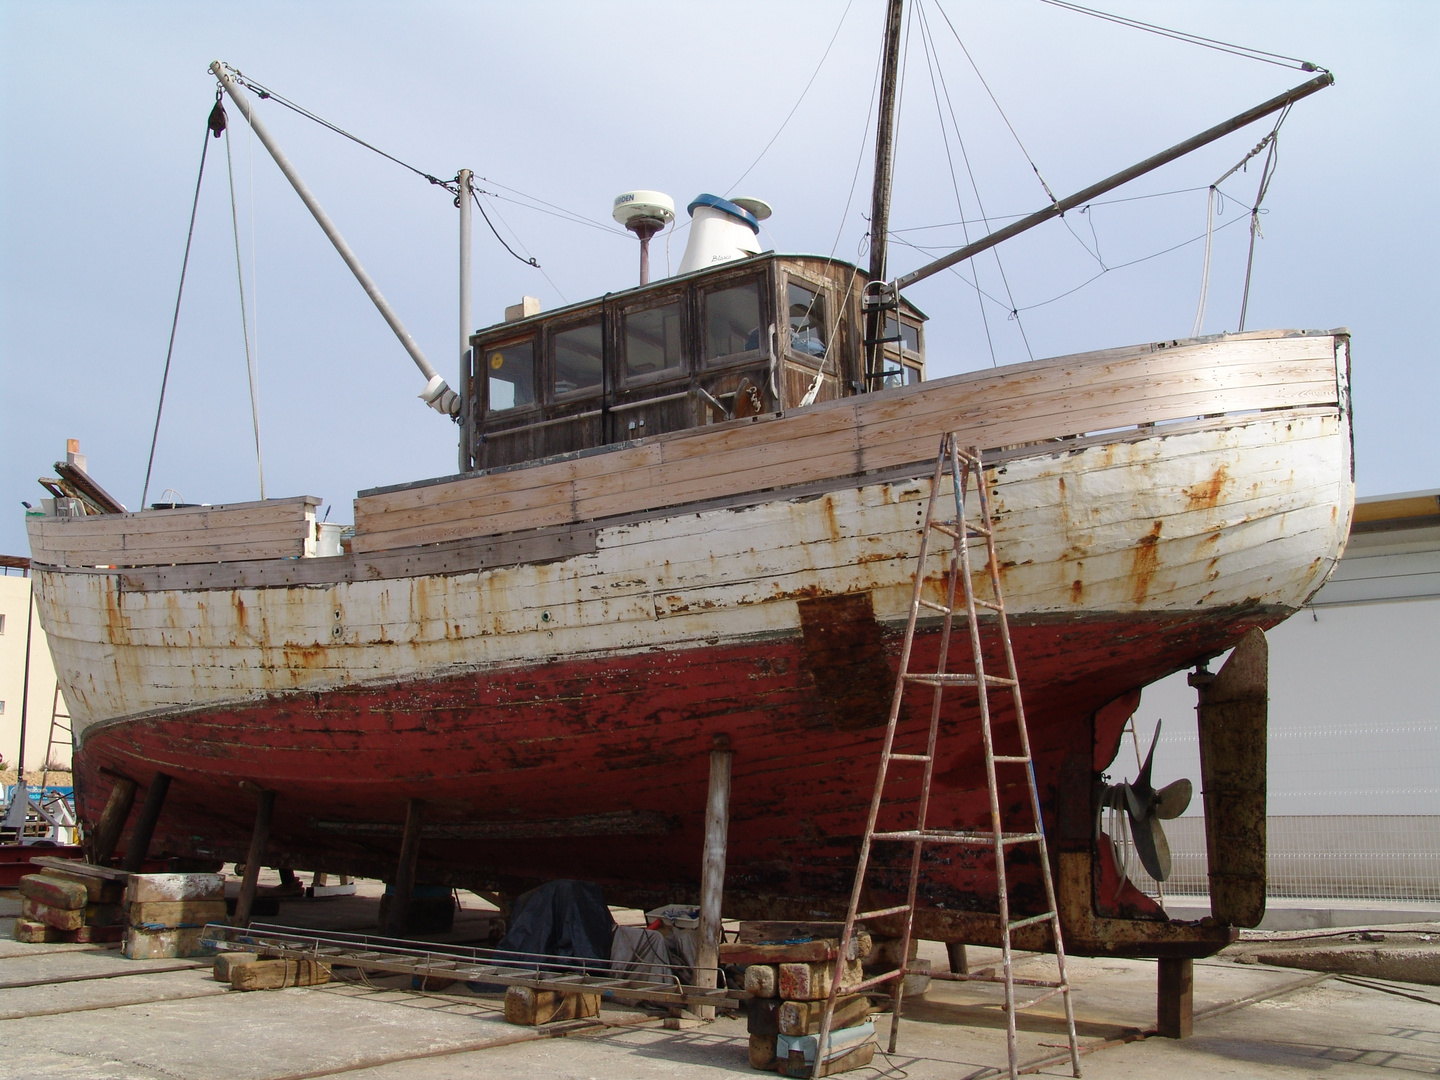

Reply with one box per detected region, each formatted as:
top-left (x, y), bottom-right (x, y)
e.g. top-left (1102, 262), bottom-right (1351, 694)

top-left (1007, 911), bottom-right (1058, 932)
top-left (992, 755), bottom-right (1031, 764)
top-left (966, 524), bottom-right (992, 537)
top-left (855, 904), bottom-right (911, 920)
top-left (934, 973), bottom-right (1067, 989)
top-left (870, 829), bottom-right (1043, 846)
top-left (903, 673), bottom-right (1016, 688)
top-left (847, 971), bottom-right (906, 994)
top-left (930, 522), bottom-right (961, 540)
top-left (917, 598), bottom-right (954, 614)
top-left (888, 753), bottom-right (931, 762)
top-left (1011, 985), bottom-right (1069, 1012)
top-left (974, 598), bottom-right (1002, 611)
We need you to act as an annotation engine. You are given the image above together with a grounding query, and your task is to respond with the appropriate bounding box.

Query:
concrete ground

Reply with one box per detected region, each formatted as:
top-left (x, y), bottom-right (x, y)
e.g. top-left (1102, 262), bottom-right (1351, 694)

top-left (3, 877), bottom-right (1438, 1079)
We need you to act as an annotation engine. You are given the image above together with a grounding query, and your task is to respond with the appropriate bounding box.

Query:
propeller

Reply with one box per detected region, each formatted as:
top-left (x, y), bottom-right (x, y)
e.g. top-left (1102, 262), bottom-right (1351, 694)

top-left (1099, 719), bottom-right (1192, 882)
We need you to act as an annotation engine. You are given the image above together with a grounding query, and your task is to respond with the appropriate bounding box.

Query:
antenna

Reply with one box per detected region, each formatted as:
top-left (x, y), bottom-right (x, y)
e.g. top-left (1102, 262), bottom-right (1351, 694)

top-left (613, 191), bottom-right (675, 285)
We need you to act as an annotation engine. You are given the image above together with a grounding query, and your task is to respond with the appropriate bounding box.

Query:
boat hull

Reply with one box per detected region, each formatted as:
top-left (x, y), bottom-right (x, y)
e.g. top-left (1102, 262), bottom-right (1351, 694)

top-left (29, 331), bottom-right (1354, 956)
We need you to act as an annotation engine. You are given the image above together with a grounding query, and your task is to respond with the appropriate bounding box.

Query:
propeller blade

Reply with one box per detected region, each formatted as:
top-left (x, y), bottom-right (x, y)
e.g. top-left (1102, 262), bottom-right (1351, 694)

top-left (1130, 813), bottom-right (1173, 881)
top-left (1134, 718), bottom-right (1162, 798)
top-left (1155, 777), bottom-right (1193, 820)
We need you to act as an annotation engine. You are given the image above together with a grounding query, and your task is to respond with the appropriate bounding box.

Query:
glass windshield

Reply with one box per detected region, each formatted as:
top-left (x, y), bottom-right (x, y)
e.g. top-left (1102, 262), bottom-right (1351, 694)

top-left (704, 280), bottom-right (762, 363)
top-left (625, 302), bottom-right (683, 378)
top-left (884, 315), bottom-right (921, 354)
top-left (487, 339), bottom-right (535, 410)
top-left (788, 282), bottom-right (826, 358)
top-left (554, 320), bottom-right (604, 395)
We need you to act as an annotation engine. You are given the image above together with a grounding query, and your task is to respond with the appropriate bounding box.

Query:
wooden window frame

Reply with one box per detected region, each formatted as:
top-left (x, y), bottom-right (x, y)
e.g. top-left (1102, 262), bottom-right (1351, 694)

top-left (781, 269), bottom-right (834, 371)
top-left (547, 307), bottom-right (608, 404)
top-left (478, 330), bottom-right (542, 418)
top-left (618, 288), bottom-right (691, 388)
top-left (698, 268), bottom-right (773, 371)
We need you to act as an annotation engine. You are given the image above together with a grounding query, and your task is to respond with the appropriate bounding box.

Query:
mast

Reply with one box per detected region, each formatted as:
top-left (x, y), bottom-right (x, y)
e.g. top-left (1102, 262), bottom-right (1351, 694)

top-left (458, 168), bottom-right (473, 470)
top-left (864, 0), bottom-right (905, 391)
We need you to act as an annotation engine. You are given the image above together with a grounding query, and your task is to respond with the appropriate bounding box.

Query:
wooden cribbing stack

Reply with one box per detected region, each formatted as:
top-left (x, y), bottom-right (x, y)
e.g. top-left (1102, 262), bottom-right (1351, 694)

top-left (11, 857), bottom-right (226, 959)
top-left (729, 921), bottom-right (887, 1076)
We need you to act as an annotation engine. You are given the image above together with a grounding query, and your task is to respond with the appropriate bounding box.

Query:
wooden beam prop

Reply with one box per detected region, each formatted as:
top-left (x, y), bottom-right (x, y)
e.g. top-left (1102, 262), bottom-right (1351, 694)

top-left (120, 772), bottom-right (171, 872)
top-left (696, 733), bottom-right (734, 1020)
top-left (383, 798), bottom-right (425, 937)
top-left (88, 773), bottom-right (138, 865)
top-left (1157, 956), bottom-right (1194, 1038)
top-left (232, 784), bottom-right (276, 927)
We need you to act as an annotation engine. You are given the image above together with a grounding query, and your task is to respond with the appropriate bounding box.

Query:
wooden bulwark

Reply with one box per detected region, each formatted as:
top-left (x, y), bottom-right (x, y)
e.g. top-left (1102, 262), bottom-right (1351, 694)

top-left (26, 496), bottom-right (321, 569)
top-left (353, 331), bottom-right (1343, 554)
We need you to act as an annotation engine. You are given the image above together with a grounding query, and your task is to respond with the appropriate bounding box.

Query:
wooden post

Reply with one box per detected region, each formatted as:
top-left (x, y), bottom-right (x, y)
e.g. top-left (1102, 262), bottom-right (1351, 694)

top-left (87, 773), bottom-right (138, 865)
top-left (384, 798), bottom-right (425, 937)
top-left (120, 772), bottom-right (171, 871)
top-left (232, 784), bottom-right (276, 927)
top-left (696, 733), bottom-right (733, 1020)
top-left (946, 942), bottom-right (969, 975)
top-left (1157, 956), bottom-right (1194, 1038)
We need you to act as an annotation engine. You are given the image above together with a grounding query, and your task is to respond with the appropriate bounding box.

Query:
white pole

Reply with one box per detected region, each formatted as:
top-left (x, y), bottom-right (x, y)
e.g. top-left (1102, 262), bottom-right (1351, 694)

top-left (209, 62), bottom-right (458, 416)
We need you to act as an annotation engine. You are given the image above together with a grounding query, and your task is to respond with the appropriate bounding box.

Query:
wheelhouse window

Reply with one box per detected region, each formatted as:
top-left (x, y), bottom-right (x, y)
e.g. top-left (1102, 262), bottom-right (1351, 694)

top-left (553, 320), bottom-right (604, 395)
top-left (703, 279), bottom-right (763, 364)
top-left (880, 314), bottom-right (924, 389)
top-left (624, 301), bottom-right (683, 379)
top-left (486, 338), bottom-right (536, 410)
top-left (787, 281), bottom-right (826, 359)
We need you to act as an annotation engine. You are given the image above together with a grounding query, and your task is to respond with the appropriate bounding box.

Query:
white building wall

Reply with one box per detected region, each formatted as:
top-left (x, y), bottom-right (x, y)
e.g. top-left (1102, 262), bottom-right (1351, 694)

top-left (0, 573), bottom-right (65, 773)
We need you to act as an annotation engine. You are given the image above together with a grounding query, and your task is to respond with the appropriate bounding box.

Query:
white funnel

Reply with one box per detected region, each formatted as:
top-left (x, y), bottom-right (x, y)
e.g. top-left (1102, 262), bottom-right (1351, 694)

top-left (678, 194), bottom-right (764, 275)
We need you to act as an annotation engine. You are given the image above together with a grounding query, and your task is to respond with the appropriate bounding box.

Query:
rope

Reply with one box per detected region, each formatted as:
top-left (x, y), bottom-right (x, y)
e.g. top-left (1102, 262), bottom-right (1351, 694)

top-left (1192, 126), bottom-right (1281, 336)
top-left (141, 99), bottom-right (220, 511)
top-left (224, 117), bottom-right (266, 500)
top-left (1037, 0), bottom-right (1325, 73)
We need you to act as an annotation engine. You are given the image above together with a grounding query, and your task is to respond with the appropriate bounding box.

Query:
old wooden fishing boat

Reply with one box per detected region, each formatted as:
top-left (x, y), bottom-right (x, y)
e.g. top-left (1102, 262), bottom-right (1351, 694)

top-left (24, 30), bottom-right (1350, 958)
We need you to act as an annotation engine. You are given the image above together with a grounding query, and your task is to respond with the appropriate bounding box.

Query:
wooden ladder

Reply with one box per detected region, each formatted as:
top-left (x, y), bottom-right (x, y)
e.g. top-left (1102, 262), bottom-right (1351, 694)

top-left (40, 683), bottom-right (73, 791)
top-left (814, 435), bottom-right (1081, 1080)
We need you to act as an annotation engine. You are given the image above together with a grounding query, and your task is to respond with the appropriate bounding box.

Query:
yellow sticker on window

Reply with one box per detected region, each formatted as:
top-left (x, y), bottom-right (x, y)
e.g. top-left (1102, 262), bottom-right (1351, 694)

top-left (490, 352), bottom-right (504, 369)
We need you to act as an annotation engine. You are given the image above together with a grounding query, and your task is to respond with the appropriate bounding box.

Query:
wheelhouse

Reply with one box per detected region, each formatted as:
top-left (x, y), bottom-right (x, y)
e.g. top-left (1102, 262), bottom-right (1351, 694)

top-left (462, 253), bottom-right (926, 471)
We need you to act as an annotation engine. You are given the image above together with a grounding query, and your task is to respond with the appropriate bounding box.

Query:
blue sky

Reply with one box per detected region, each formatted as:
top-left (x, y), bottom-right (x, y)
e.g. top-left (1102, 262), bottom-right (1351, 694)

top-left (2, 1), bottom-right (1435, 556)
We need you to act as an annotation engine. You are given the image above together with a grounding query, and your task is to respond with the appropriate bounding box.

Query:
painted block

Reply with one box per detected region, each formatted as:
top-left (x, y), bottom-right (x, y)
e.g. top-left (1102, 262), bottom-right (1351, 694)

top-left (72, 923), bottom-right (125, 944)
top-left (122, 925), bottom-right (211, 960)
top-left (21, 897), bottom-right (84, 931)
top-left (125, 873), bottom-right (224, 904)
top-left (502, 985), bottom-right (600, 1025)
top-left (778, 959), bottom-right (863, 1002)
top-left (744, 963), bottom-right (778, 998)
top-left (777, 1021), bottom-right (876, 1068)
top-left (780, 1040), bottom-right (875, 1077)
top-left (19, 873), bottom-right (88, 910)
top-left (31, 866), bottom-right (123, 904)
top-left (128, 900), bottom-right (229, 929)
top-left (13, 919), bottom-right (61, 944)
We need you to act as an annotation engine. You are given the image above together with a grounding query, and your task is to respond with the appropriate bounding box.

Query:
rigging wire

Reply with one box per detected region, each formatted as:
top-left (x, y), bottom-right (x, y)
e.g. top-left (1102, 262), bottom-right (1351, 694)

top-left (1037, 0), bottom-right (1325, 73)
top-left (223, 115), bottom-right (266, 500)
top-left (1237, 108), bottom-right (1288, 331)
top-left (141, 99), bottom-right (221, 511)
top-left (890, 184), bottom-right (1213, 233)
top-left (915, 0), bottom-right (1033, 362)
top-left (915, 0), bottom-right (997, 366)
top-left (1192, 124), bottom-right (1282, 336)
top-left (726, 0), bottom-right (857, 196)
top-left (470, 189), bottom-right (539, 267)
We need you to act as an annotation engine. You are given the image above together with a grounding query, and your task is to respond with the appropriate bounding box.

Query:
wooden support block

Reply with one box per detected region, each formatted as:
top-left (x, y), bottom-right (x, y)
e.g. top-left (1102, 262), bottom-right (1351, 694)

top-left (84, 902), bottom-right (126, 927)
top-left (748, 998), bottom-right (783, 1036)
top-left (778, 995), bottom-right (871, 1037)
top-left (21, 897), bottom-right (84, 931)
top-left (739, 924), bottom-right (872, 961)
top-left (28, 865), bottom-right (123, 904)
top-left (122, 925), bottom-right (211, 960)
top-left (502, 985), bottom-right (600, 1026)
top-left (777, 1022), bottom-right (877, 1077)
top-left (72, 924), bottom-right (125, 944)
top-left (1157, 956), bottom-right (1194, 1039)
top-left (229, 958), bottom-right (332, 991)
top-left (863, 936), bottom-right (917, 970)
top-left (213, 952), bottom-right (259, 982)
top-left (723, 941), bottom-right (836, 965)
top-left (126, 872), bottom-right (224, 904)
top-left (19, 873), bottom-right (89, 910)
top-left (744, 964), bottom-right (779, 998)
top-left (946, 942), bottom-right (968, 975)
top-left (748, 1032), bottom-right (779, 1071)
top-left (779, 959), bottom-right (863, 1002)
top-left (129, 900), bottom-right (229, 929)
top-left (13, 919), bottom-right (61, 944)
